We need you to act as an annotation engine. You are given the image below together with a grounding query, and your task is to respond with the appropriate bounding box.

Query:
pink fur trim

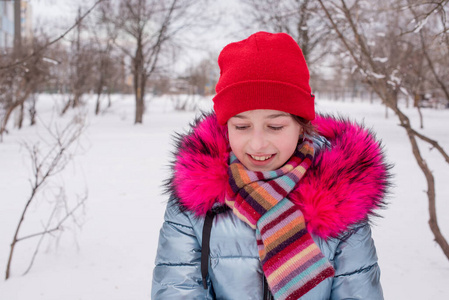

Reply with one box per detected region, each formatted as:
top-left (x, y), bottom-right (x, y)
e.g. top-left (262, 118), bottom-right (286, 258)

top-left (290, 115), bottom-right (389, 238)
top-left (171, 113), bottom-right (390, 239)
top-left (172, 114), bottom-right (229, 215)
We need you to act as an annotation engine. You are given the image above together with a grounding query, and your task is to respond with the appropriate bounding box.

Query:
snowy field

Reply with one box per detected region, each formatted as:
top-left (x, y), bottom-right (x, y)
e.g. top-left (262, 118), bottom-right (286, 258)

top-left (0, 94), bottom-right (448, 299)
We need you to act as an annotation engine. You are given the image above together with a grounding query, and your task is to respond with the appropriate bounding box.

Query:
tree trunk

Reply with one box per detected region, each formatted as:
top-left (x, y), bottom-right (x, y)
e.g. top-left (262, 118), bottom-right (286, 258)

top-left (395, 109), bottom-right (449, 259)
top-left (0, 105), bottom-right (16, 140)
top-left (417, 106), bottom-right (424, 129)
top-left (1, 89), bottom-right (32, 138)
top-left (5, 184), bottom-right (39, 280)
top-left (135, 83), bottom-right (144, 124)
top-left (133, 42), bottom-right (145, 124)
top-left (95, 94), bottom-right (101, 115)
top-left (29, 94), bottom-right (37, 126)
top-left (134, 71), bottom-right (144, 124)
top-left (72, 93), bottom-right (81, 108)
top-left (95, 84), bottom-right (103, 115)
top-left (17, 103), bottom-right (24, 129)
top-left (61, 98), bottom-right (72, 115)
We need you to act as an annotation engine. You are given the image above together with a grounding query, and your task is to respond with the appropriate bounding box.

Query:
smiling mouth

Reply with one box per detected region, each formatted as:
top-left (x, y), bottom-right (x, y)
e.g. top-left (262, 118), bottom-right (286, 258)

top-left (249, 154), bottom-right (273, 161)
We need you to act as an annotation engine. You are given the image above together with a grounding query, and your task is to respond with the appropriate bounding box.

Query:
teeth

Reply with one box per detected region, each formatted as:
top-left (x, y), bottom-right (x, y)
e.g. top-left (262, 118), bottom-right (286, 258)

top-left (250, 155), bottom-right (273, 161)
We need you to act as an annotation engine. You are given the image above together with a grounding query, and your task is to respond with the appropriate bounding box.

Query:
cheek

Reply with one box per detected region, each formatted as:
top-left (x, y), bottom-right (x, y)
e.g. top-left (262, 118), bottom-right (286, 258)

top-left (227, 130), bottom-right (243, 154)
top-left (277, 130), bottom-right (301, 158)
top-left (280, 140), bottom-right (300, 157)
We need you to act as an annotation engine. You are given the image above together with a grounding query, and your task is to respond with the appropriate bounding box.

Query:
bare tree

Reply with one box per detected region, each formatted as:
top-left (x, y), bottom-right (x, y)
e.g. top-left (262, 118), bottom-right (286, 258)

top-left (0, 0), bottom-right (105, 71)
top-left (408, 0), bottom-right (449, 104)
top-left (0, 0), bottom-right (106, 140)
top-left (88, 10), bottom-right (123, 115)
top-left (5, 112), bottom-right (87, 280)
top-left (318, 0), bottom-right (449, 260)
top-left (101, 0), bottom-right (208, 124)
top-left (61, 8), bottom-right (96, 114)
top-left (184, 57), bottom-right (218, 96)
top-left (0, 36), bottom-right (51, 141)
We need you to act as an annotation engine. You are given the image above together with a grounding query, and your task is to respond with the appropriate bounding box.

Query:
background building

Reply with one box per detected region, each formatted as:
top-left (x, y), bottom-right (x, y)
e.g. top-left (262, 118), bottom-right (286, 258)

top-left (0, 0), bottom-right (32, 50)
top-left (21, 0), bottom-right (32, 44)
top-left (0, 1), bottom-right (14, 49)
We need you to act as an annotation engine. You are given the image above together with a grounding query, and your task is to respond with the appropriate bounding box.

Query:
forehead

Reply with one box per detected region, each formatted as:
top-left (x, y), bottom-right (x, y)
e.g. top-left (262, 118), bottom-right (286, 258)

top-left (231, 109), bottom-right (291, 119)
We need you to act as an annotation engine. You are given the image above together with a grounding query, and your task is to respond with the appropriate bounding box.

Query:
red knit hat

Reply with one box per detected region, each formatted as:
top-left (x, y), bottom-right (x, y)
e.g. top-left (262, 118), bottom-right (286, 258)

top-left (213, 31), bottom-right (315, 125)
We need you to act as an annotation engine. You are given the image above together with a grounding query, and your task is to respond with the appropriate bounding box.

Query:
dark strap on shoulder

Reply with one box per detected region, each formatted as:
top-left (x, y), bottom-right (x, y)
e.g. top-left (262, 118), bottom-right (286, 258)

top-left (201, 207), bottom-right (273, 298)
top-left (263, 275), bottom-right (274, 299)
top-left (201, 210), bottom-right (216, 289)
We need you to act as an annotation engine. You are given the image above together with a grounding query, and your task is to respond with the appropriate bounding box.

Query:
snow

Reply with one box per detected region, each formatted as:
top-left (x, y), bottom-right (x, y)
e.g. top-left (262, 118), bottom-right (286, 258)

top-left (413, 16), bottom-right (429, 33)
top-left (1, 94), bottom-right (449, 299)
top-left (367, 71), bottom-right (386, 79)
top-left (389, 69), bottom-right (401, 85)
top-left (373, 57), bottom-right (388, 63)
top-left (399, 86), bottom-right (410, 96)
top-left (42, 57), bottom-right (60, 65)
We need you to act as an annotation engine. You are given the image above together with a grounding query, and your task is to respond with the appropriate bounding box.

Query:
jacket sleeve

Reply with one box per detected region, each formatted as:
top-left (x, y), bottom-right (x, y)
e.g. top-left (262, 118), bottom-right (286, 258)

top-left (151, 198), bottom-right (209, 299)
top-left (330, 224), bottom-right (384, 300)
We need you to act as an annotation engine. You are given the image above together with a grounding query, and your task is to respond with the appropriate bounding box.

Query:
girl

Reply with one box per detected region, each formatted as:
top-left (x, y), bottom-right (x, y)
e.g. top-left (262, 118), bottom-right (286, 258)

top-left (152, 31), bottom-right (390, 299)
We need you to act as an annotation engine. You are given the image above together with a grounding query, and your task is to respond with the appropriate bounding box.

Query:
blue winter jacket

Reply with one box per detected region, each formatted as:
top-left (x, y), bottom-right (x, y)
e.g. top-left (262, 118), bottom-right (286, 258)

top-left (152, 113), bottom-right (389, 299)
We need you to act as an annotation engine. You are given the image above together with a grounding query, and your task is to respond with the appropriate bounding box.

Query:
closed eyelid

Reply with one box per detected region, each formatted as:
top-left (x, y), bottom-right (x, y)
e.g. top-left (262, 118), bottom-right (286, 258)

top-left (231, 122), bottom-right (250, 126)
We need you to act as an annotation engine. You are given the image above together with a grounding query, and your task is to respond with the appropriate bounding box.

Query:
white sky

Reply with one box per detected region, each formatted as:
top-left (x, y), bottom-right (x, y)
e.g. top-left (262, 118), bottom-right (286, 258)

top-left (28, 0), bottom-right (246, 73)
top-left (30, 0), bottom-right (78, 23)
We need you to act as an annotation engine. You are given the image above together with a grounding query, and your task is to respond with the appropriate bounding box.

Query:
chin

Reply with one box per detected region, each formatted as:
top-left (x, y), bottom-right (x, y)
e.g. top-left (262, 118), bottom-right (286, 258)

top-left (246, 163), bottom-right (279, 172)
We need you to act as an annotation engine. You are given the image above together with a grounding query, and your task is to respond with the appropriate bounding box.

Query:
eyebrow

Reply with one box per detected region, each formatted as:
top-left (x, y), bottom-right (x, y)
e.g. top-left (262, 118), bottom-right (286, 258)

top-left (266, 113), bottom-right (290, 119)
top-left (231, 113), bottom-right (290, 119)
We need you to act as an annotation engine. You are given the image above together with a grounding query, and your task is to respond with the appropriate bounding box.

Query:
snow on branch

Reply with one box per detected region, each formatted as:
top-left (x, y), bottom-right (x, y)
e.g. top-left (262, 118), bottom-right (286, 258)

top-left (413, 15), bottom-right (429, 33)
top-left (367, 71), bottom-right (386, 79)
top-left (373, 57), bottom-right (388, 63)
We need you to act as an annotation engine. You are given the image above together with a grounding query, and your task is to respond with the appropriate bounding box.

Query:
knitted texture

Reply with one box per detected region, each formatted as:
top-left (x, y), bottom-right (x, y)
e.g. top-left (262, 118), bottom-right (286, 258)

top-left (213, 31), bottom-right (315, 125)
top-left (225, 139), bottom-right (335, 299)
top-left (256, 200), bottom-right (335, 299)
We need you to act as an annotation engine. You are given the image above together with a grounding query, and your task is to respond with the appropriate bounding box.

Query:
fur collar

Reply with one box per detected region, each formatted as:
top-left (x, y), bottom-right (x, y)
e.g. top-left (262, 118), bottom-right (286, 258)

top-left (166, 112), bottom-right (391, 239)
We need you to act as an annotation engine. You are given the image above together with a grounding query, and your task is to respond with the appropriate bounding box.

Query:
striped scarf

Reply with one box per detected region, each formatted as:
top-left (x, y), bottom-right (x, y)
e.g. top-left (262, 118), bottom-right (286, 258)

top-left (226, 138), bottom-right (335, 300)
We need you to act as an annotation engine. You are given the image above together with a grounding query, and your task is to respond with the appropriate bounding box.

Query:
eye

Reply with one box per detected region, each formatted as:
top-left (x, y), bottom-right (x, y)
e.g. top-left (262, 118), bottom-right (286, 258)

top-left (268, 126), bottom-right (284, 131)
top-left (235, 125), bottom-right (249, 130)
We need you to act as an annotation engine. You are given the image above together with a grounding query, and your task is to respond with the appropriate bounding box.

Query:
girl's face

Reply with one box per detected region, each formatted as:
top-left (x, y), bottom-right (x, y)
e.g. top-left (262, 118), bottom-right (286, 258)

top-left (227, 109), bottom-right (302, 171)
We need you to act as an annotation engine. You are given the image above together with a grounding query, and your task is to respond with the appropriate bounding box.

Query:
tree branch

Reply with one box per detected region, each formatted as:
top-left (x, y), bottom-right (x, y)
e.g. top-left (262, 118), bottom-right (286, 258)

top-left (5, 113), bottom-right (86, 280)
top-left (319, 0), bottom-right (449, 261)
top-left (21, 193), bottom-right (87, 276)
top-left (406, 127), bottom-right (449, 163)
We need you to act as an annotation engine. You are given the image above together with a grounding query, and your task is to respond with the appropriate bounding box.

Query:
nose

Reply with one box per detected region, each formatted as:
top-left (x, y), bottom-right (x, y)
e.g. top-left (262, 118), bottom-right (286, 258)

top-left (249, 129), bottom-right (268, 151)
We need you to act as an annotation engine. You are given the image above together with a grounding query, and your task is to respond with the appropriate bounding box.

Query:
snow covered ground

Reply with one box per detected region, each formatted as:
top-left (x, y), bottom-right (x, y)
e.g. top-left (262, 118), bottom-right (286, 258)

top-left (0, 94), bottom-right (448, 299)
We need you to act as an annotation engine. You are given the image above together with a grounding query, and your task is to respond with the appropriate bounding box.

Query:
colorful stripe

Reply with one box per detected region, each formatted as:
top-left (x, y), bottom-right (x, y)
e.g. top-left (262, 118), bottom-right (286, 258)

top-left (257, 199), bottom-right (335, 299)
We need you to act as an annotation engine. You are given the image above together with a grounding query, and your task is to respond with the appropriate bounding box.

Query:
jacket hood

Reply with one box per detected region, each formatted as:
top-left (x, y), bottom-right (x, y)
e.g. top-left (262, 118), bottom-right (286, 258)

top-left (166, 112), bottom-right (391, 239)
